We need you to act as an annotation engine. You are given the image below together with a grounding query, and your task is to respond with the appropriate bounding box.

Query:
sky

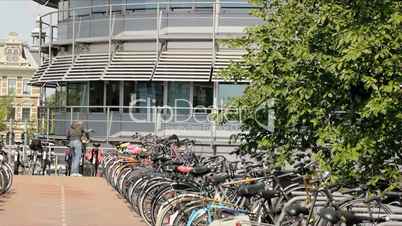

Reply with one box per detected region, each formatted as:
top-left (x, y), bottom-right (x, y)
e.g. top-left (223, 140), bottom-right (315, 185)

top-left (0, 0), bottom-right (53, 45)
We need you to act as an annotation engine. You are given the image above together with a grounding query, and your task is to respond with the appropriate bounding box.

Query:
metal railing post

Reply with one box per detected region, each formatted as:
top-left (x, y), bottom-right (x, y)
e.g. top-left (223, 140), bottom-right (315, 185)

top-left (156, 2), bottom-right (160, 61)
top-left (154, 106), bottom-right (158, 136)
top-left (108, 3), bottom-right (113, 63)
top-left (39, 16), bottom-right (43, 63)
top-left (212, 1), bottom-right (217, 65)
top-left (70, 107), bottom-right (73, 125)
top-left (72, 10), bottom-right (76, 61)
top-left (106, 107), bottom-right (110, 143)
top-left (49, 14), bottom-right (53, 62)
top-left (210, 108), bottom-right (217, 153)
top-left (55, 155), bottom-right (58, 176)
top-left (47, 108), bottom-right (50, 140)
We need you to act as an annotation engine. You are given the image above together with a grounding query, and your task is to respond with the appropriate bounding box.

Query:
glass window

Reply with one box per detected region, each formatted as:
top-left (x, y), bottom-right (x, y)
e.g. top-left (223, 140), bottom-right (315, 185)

top-left (92, 0), bottom-right (108, 14)
top-left (126, 0), bottom-right (157, 10)
top-left (168, 0), bottom-right (193, 9)
top-left (70, 0), bottom-right (91, 16)
top-left (7, 107), bottom-right (15, 121)
top-left (123, 81), bottom-right (135, 112)
top-left (194, 0), bottom-right (212, 9)
top-left (67, 83), bottom-right (81, 106)
top-left (193, 83), bottom-right (213, 108)
top-left (56, 85), bottom-right (67, 107)
top-left (220, 0), bottom-right (252, 8)
top-left (111, 0), bottom-right (124, 13)
top-left (218, 83), bottom-right (247, 107)
top-left (22, 108), bottom-right (31, 122)
top-left (58, 0), bottom-right (70, 21)
top-left (89, 81), bottom-right (104, 112)
top-left (136, 82), bottom-right (163, 113)
top-left (106, 81), bottom-right (120, 111)
top-left (23, 80), bottom-right (31, 95)
top-left (8, 79), bottom-right (16, 96)
top-left (168, 82), bottom-right (191, 114)
top-left (67, 83), bottom-right (89, 110)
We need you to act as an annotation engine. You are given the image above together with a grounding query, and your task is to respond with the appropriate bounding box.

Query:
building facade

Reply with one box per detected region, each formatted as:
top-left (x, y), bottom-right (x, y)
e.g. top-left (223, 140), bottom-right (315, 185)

top-left (0, 32), bottom-right (40, 142)
top-left (31, 0), bottom-right (260, 141)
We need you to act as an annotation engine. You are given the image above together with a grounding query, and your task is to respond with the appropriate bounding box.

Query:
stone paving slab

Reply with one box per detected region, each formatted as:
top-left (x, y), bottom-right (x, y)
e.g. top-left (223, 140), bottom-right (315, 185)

top-left (0, 176), bottom-right (147, 226)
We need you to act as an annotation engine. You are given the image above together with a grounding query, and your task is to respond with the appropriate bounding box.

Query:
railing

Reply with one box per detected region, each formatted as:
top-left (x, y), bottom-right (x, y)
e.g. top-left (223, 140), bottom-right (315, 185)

top-left (37, 1), bottom-right (263, 63)
top-left (37, 106), bottom-right (243, 145)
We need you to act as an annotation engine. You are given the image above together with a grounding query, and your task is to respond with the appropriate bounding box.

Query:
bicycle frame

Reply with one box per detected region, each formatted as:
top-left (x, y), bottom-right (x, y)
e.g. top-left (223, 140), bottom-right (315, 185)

top-left (186, 203), bottom-right (249, 226)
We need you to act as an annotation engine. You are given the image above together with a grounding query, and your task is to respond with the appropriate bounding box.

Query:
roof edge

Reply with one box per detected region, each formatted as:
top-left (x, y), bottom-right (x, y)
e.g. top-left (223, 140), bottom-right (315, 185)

top-left (32, 0), bottom-right (58, 8)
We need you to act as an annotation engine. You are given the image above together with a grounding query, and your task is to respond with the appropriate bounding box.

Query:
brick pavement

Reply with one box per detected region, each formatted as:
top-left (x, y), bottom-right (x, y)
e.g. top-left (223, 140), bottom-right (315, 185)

top-left (0, 176), bottom-right (147, 226)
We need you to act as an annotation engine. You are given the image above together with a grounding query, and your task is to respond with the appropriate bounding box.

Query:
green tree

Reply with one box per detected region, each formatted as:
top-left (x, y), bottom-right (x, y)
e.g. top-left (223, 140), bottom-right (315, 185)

top-left (0, 96), bottom-right (14, 132)
top-left (222, 0), bottom-right (402, 187)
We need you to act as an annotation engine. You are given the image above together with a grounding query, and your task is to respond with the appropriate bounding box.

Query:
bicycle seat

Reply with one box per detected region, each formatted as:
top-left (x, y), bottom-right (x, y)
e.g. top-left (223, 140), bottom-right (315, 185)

top-left (238, 182), bottom-right (265, 197)
top-left (190, 166), bottom-right (211, 177)
top-left (176, 165), bottom-right (193, 174)
top-left (286, 204), bottom-right (309, 217)
top-left (207, 174), bottom-right (229, 185)
top-left (93, 143), bottom-right (101, 148)
top-left (318, 207), bottom-right (341, 224)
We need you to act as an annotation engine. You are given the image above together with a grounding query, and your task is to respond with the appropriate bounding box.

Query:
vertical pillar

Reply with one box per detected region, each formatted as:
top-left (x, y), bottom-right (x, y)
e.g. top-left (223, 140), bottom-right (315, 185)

top-left (49, 14), bottom-right (53, 62)
top-left (46, 108), bottom-right (50, 140)
top-left (163, 81), bottom-right (168, 106)
top-left (106, 107), bottom-right (110, 143)
top-left (39, 17), bottom-right (43, 63)
top-left (108, 3), bottom-right (113, 62)
top-left (72, 10), bottom-right (76, 61)
top-left (156, 1), bottom-right (160, 60)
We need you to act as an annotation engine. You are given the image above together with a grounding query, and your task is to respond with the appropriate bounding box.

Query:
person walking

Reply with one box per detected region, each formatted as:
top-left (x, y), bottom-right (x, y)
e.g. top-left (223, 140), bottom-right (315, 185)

top-left (67, 121), bottom-right (84, 176)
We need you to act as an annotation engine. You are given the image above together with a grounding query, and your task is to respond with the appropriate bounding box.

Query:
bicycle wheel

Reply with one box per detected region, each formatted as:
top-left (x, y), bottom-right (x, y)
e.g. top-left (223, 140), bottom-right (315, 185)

top-left (0, 167), bottom-right (8, 195)
top-left (3, 163), bottom-right (13, 192)
top-left (139, 181), bottom-right (172, 225)
top-left (155, 194), bottom-right (205, 226)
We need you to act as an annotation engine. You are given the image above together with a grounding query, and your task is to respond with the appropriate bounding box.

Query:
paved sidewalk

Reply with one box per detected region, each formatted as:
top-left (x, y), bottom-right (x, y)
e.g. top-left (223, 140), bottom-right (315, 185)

top-left (0, 176), bottom-right (147, 226)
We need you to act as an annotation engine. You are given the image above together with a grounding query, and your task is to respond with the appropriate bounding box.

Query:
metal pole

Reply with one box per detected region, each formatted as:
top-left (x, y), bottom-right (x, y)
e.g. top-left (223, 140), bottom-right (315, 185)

top-left (23, 120), bottom-right (27, 163)
top-left (153, 106), bottom-right (157, 136)
top-left (39, 17), bottom-right (43, 63)
top-left (108, 3), bottom-right (113, 63)
top-left (55, 155), bottom-right (58, 176)
top-left (72, 10), bottom-right (76, 61)
top-left (212, 1), bottom-right (217, 65)
top-left (106, 107), bottom-right (110, 143)
top-left (156, 2), bottom-right (160, 61)
top-left (46, 108), bottom-right (50, 140)
top-left (70, 107), bottom-right (73, 125)
top-left (49, 14), bottom-right (53, 62)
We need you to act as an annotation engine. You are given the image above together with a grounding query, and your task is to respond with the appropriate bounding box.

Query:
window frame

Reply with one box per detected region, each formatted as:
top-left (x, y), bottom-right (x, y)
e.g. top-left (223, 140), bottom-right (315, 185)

top-left (22, 79), bottom-right (31, 96)
top-left (7, 79), bottom-right (17, 96)
top-left (21, 108), bottom-right (31, 122)
top-left (7, 107), bottom-right (15, 122)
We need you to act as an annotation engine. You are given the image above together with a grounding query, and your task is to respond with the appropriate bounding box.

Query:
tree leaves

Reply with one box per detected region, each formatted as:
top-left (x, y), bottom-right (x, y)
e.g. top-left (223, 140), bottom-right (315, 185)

top-left (221, 0), bottom-right (402, 188)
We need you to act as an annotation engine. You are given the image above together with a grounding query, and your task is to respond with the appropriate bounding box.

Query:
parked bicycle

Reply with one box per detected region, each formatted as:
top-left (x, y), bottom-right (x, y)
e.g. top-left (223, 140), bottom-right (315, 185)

top-left (0, 143), bottom-right (13, 194)
top-left (102, 134), bottom-right (402, 226)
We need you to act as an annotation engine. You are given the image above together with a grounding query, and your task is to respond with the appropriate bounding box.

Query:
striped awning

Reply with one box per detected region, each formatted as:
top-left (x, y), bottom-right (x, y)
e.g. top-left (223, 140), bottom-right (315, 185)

top-left (152, 50), bottom-right (212, 82)
top-left (30, 49), bottom-right (247, 86)
top-left (65, 53), bottom-right (109, 81)
top-left (212, 50), bottom-right (246, 81)
top-left (103, 51), bottom-right (157, 81)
